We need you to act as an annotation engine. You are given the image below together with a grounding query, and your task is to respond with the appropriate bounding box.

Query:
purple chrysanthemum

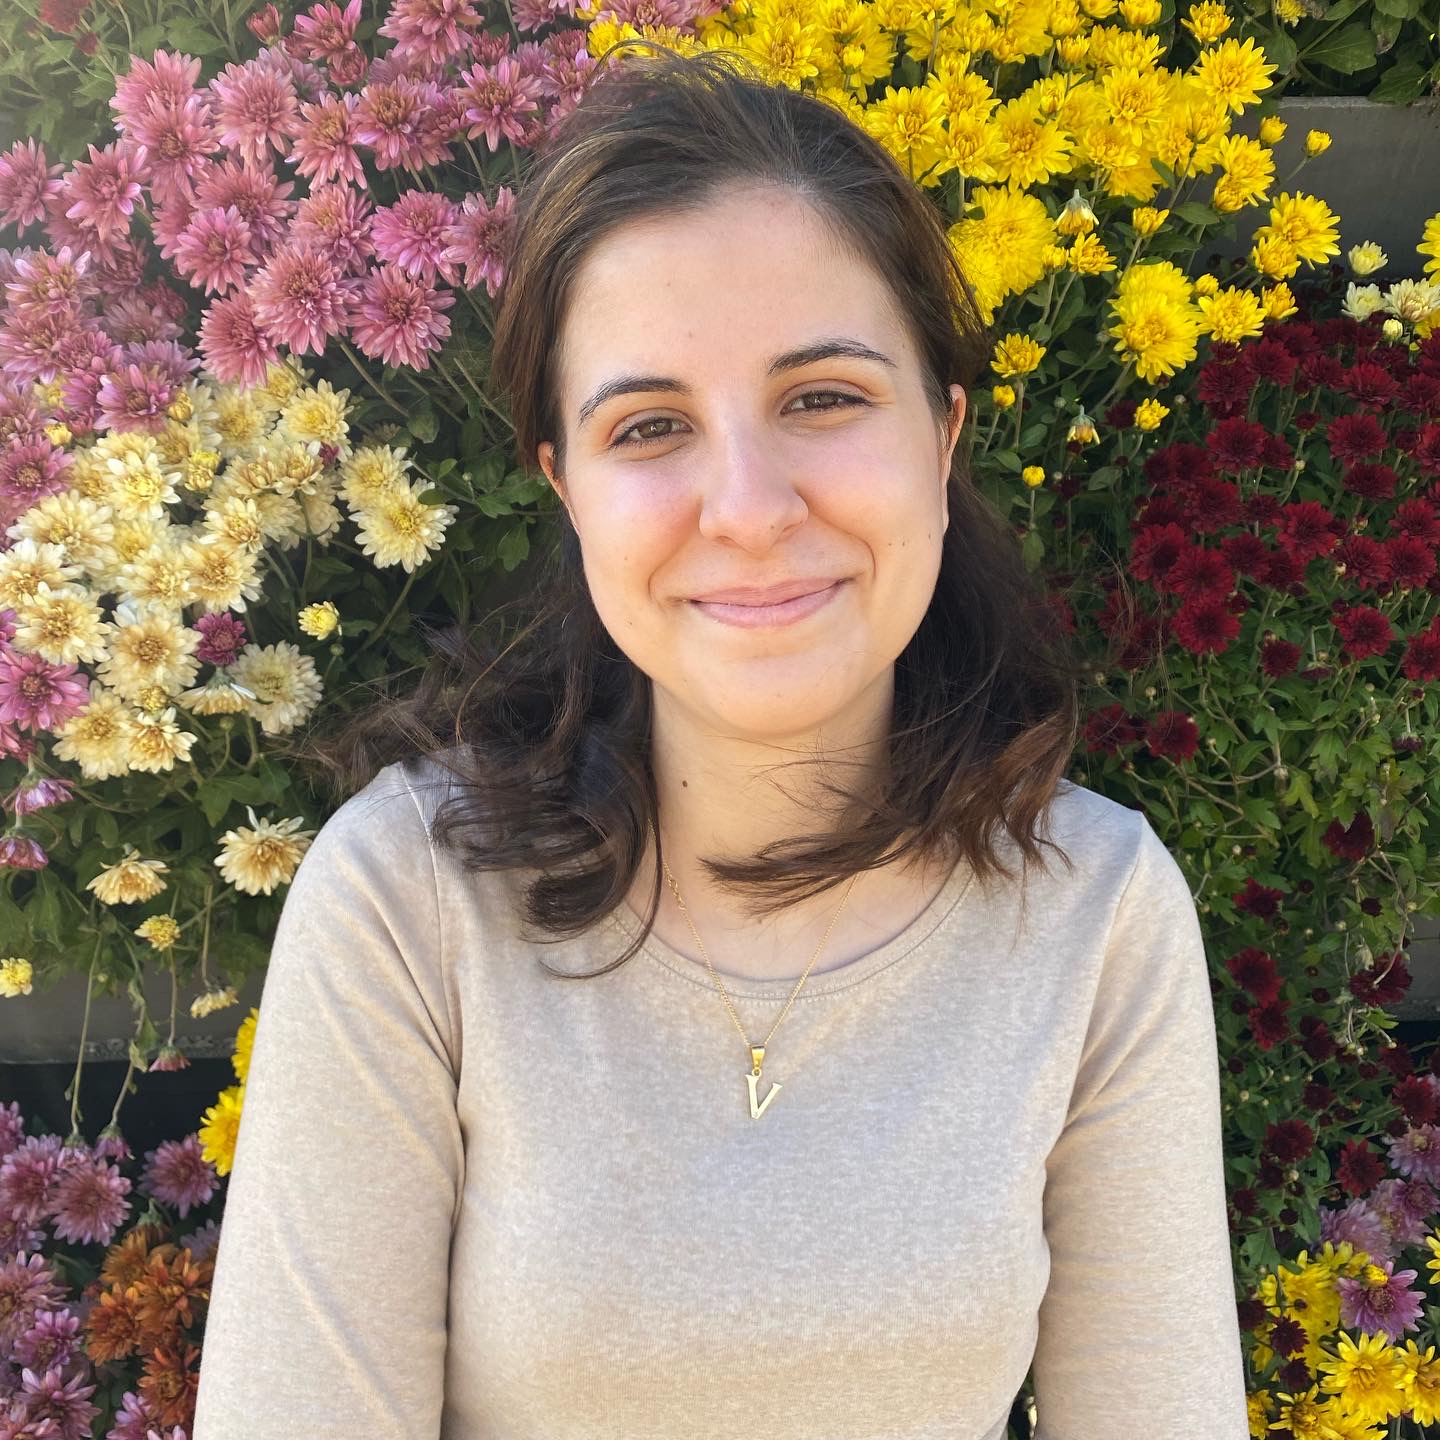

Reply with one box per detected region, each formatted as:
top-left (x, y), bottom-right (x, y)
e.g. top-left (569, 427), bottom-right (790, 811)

top-left (0, 381), bottom-right (47, 447)
top-left (0, 833), bottom-right (47, 869)
top-left (197, 290), bottom-right (281, 386)
top-left (5, 775), bottom-right (75, 817)
top-left (180, 1218), bottom-right (222, 1263)
top-left (140, 1135), bottom-right (218, 1218)
top-left (192, 611), bottom-right (249, 666)
top-left (95, 339), bottom-right (198, 434)
top-left (10, 1361), bottom-right (102, 1438)
top-left (0, 139), bottom-right (64, 233)
top-left (0, 1251), bottom-right (66, 1350)
top-left (57, 330), bottom-right (123, 432)
top-left (292, 181), bottom-right (374, 275)
top-left (348, 263), bottom-right (454, 369)
top-left (249, 242), bottom-right (352, 354)
top-left (371, 189), bottom-right (459, 284)
top-left (289, 91), bottom-right (365, 188)
top-left (0, 1135), bottom-right (63, 1231)
top-left (0, 648), bottom-right (91, 732)
top-left (173, 204), bottom-right (255, 295)
top-left (209, 52), bottom-right (302, 167)
top-left (0, 307), bottom-right (79, 386)
top-left (0, 439), bottom-right (74, 508)
top-left (442, 185), bottom-right (515, 296)
top-left (0, 1100), bottom-right (24, 1159)
top-left (11, 1304), bottom-right (81, 1376)
top-left (63, 141), bottom-right (151, 244)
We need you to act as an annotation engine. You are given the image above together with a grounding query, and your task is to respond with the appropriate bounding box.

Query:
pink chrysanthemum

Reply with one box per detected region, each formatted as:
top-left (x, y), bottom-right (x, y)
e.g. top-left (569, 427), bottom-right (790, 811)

top-left (0, 1100), bottom-right (24, 1157)
top-left (57, 330), bottom-right (123, 430)
top-left (532, 31), bottom-right (600, 108)
top-left (0, 1251), bottom-right (66, 1350)
top-left (456, 54), bottom-right (545, 152)
top-left (126, 96), bottom-right (221, 207)
top-left (63, 141), bottom-right (151, 243)
top-left (292, 181), bottom-right (374, 274)
top-left (11, 1304), bottom-right (81, 1377)
top-left (198, 290), bottom-right (281, 386)
top-left (249, 242), bottom-right (352, 355)
top-left (209, 53), bottom-right (302, 167)
top-left (354, 77), bottom-right (459, 172)
top-left (371, 190), bottom-right (459, 284)
top-left (50, 1154), bottom-right (131, 1245)
top-left (0, 140), bottom-right (64, 233)
top-left (289, 91), bottom-right (365, 187)
top-left (0, 439), bottom-right (73, 508)
top-left (348, 264), bottom-right (454, 369)
top-left (0, 309), bottom-right (76, 386)
top-left (90, 235), bottom-right (152, 294)
top-left (378, 0), bottom-right (485, 65)
top-left (442, 185), bottom-right (515, 296)
top-left (96, 338), bottom-right (198, 434)
top-left (102, 290), bottom-right (186, 347)
top-left (289, 0), bottom-right (362, 62)
top-left (0, 383), bottom-right (46, 446)
top-left (0, 647), bottom-right (91, 732)
top-left (6, 775), bottom-right (75, 817)
top-left (111, 48), bottom-right (203, 132)
top-left (3, 246), bottom-right (93, 324)
top-left (192, 610), bottom-right (250, 666)
top-left (0, 1134), bottom-right (64, 1230)
top-left (173, 204), bottom-right (255, 295)
top-left (193, 156), bottom-right (296, 252)
top-left (140, 1135), bottom-right (218, 1218)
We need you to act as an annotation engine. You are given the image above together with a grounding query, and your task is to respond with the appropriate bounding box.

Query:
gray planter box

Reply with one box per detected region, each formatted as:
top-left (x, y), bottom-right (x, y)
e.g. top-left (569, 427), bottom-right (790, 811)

top-left (0, 964), bottom-right (266, 1065)
top-left (1202, 95), bottom-right (1440, 280)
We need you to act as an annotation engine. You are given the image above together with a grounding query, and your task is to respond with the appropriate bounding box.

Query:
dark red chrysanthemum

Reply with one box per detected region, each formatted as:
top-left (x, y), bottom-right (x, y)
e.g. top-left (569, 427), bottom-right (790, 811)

top-left (1386, 535), bottom-right (1437, 590)
top-left (1336, 1140), bottom-right (1387, 1198)
top-left (1218, 531), bottom-right (1269, 577)
top-left (1081, 703), bottom-right (1144, 755)
top-left (1245, 492), bottom-right (1283, 525)
top-left (1322, 808), bottom-right (1375, 861)
top-left (1350, 952), bottom-right (1412, 1007)
top-left (1234, 875), bottom-right (1286, 919)
top-left (1209, 417), bottom-right (1269, 472)
top-left (1262, 432), bottom-right (1294, 469)
top-left (1259, 637), bottom-right (1302, 676)
top-left (1264, 1118), bottom-right (1314, 1165)
top-left (1183, 475), bottom-right (1243, 533)
top-left (1104, 398), bottom-right (1137, 429)
top-left (1225, 946), bottom-right (1282, 1003)
top-left (1297, 351), bottom-right (1346, 392)
top-left (1129, 521), bottom-right (1187, 586)
top-left (1249, 999), bottom-right (1292, 1052)
top-left (1143, 709), bottom-right (1200, 761)
top-left (1143, 441), bottom-right (1213, 488)
top-left (1344, 361), bottom-right (1399, 407)
top-left (1342, 461), bottom-right (1398, 499)
top-left (1331, 604), bottom-right (1394, 661)
top-left (1393, 1075), bottom-right (1440, 1126)
top-left (1333, 534), bottom-right (1390, 590)
top-left (1392, 497), bottom-right (1440, 544)
top-left (1326, 411), bottom-right (1388, 464)
top-left (1292, 410), bottom-right (1321, 431)
top-left (1171, 597), bottom-right (1242, 655)
top-left (1259, 545), bottom-right (1308, 591)
top-left (1168, 544), bottom-right (1235, 601)
top-left (1276, 499), bottom-right (1342, 560)
top-left (1405, 421), bottom-right (1440, 475)
top-left (1402, 373), bottom-right (1440, 417)
top-left (1248, 337), bottom-right (1299, 386)
top-left (1136, 493), bottom-right (1188, 529)
top-left (1196, 356), bottom-right (1255, 415)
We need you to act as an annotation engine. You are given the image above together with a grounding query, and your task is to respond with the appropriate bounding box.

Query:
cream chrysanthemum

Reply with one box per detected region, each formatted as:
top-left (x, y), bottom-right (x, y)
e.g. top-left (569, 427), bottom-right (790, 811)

top-left (278, 380), bottom-right (352, 460)
top-left (353, 480), bottom-right (459, 574)
top-left (230, 640), bottom-right (324, 736)
top-left (126, 705), bottom-right (199, 773)
top-left (177, 672), bottom-right (258, 715)
top-left (12, 582), bottom-right (112, 666)
top-left (115, 528), bottom-right (199, 611)
top-left (86, 844), bottom-right (169, 904)
top-left (198, 494), bottom-right (266, 552)
top-left (51, 683), bottom-right (134, 779)
top-left (338, 444), bottom-right (412, 511)
top-left (94, 599), bottom-right (202, 703)
top-left (1382, 279), bottom-right (1440, 325)
top-left (206, 385), bottom-right (273, 461)
top-left (191, 984), bottom-right (240, 1020)
top-left (0, 957), bottom-right (34, 998)
top-left (186, 534), bottom-right (268, 614)
top-left (214, 805), bottom-right (317, 896)
top-left (0, 538), bottom-right (85, 612)
top-left (104, 450), bottom-right (180, 522)
top-left (1343, 283), bottom-right (1386, 321)
top-left (6, 493), bottom-right (116, 575)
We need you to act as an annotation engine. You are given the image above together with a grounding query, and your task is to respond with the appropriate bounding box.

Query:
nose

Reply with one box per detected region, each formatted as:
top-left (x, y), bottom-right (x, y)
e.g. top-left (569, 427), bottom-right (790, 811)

top-left (694, 424), bottom-right (810, 553)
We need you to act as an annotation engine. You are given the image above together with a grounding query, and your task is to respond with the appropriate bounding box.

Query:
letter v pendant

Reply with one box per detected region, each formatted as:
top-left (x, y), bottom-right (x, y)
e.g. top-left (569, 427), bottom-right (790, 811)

top-left (746, 1046), bottom-right (782, 1120)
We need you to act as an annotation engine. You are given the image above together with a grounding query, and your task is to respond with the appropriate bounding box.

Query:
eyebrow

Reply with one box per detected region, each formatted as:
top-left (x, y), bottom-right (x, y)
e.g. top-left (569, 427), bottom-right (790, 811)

top-left (574, 337), bottom-right (899, 432)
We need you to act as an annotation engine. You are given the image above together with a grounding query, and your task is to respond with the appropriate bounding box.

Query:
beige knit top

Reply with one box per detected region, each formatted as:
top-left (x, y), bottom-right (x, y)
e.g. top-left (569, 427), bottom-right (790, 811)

top-left (191, 753), bottom-right (1249, 1440)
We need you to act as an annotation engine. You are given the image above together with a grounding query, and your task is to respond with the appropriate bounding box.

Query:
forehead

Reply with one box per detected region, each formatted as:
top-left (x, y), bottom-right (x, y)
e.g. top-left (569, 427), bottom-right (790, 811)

top-left (556, 184), bottom-right (908, 379)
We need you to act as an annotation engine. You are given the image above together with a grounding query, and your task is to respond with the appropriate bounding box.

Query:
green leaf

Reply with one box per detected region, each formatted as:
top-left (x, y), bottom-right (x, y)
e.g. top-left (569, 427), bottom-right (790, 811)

top-left (1303, 21), bottom-right (1380, 74)
top-left (1175, 200), bottom-right (1222, 227)
top-left (1368, 58), bottom-right (1429, 101)
top-left (408, 407), bottom-right (439, 444)
top-left (497, 524), bottom-right (530, 571)
top-left (1020, 529), bottom-right (1044, 573)
top-left (1263, 30), bottom-right (1298, 73)
top-left (1372, 0), bottom-right (1419, 19)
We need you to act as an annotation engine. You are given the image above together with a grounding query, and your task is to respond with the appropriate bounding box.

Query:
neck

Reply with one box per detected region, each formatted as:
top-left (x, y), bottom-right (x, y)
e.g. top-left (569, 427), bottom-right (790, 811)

top-left (621, 673), bottom-right (954, 981)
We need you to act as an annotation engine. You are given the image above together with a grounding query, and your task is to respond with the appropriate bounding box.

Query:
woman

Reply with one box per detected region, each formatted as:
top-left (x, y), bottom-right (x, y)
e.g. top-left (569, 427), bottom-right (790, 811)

top-left (192, 44), bottom-right (1249, 1440)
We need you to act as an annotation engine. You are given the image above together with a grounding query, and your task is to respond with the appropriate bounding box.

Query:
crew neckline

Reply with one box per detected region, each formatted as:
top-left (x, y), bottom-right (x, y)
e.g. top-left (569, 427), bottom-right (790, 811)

top-left (603, 857), bottom-right (975, 1000)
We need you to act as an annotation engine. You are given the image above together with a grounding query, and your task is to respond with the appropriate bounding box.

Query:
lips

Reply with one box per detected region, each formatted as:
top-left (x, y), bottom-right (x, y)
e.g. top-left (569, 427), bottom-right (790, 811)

top-left (689, 578), bottom-right (841, 605)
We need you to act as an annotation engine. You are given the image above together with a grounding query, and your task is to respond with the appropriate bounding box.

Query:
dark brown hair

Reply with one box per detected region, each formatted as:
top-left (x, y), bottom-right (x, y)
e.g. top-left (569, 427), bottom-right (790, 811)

top-left (296, 40), bottom-right (1090, 979)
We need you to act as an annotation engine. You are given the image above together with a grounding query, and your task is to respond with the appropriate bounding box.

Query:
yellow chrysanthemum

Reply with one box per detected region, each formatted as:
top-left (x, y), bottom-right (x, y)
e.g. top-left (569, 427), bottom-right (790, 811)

top-left (1101, 65), bottom-right (1168, 143)
top-left (1211, 133), bottom-right (1275, 212)
top-left (1304, 129), bottom-right (1331, 156)
top-left (0, 958), bottom-right (34, 998)
top-left (949, 184), bottom-right (1056, 323)
top-left (1108, 264), bottom-right (1202, 380)
top-left (135, 915), bottom-right (180, 950)
top-left (992, 383), bottom-right (1016, 408)
top-left (1258, 115), bottom-right (1286, 144)
top-left (1067, 232), bottom-right (1117, 273)
top-left (1190, 36), bottom-right (1277, 115)
top-left (232, 1006), bottom-right (260, 1084)
top-left (199, 1082), bottom-right (246, 1177)
top-left (1021, 464), bottom-right (1046, 486)
top-left (988, 95), bottom-right (1074, 189)
top-left (1118, 0), bottom-right (1161, 25)
top-left (214, 805), bottom-right (317, 897)
top-left (1180, 0), bottom-right (1230, 41)
top-left (1251, 233), bottom-right (1301, 280)
top-left (1066, 408), bottom-right (1099, 444)
top-left (1133, 397), bottom-right (1169, 429)
top-left (1261, 282), bottom-right (1299, 320)
top-left (863, 82), bottom-right (949, 182)
top-left (1198, 285), bottom-right (1268, 343)
top-left (1131, 206), bottom-right (1169, 237)
top-left (87, 845), bottom-right (170, 905)
top-left (1261, 191), bottom-right (1342, 266)
top-left (1274, 0), bottom-right (1303, 23)
top-left (1418, 212), bottom-right (1440, 279)
top-left (991, 333), bottom-right (1047, 377)
top-left (298, 600), bottom-right (341, 639)
top-left (1314, 1330), bottom-right (1409, 1426)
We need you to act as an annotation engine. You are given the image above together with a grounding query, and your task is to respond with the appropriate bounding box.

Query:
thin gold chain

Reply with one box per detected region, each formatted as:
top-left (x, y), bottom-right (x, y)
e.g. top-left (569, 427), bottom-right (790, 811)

top-left (661, 858), bottom-right (861, 1077)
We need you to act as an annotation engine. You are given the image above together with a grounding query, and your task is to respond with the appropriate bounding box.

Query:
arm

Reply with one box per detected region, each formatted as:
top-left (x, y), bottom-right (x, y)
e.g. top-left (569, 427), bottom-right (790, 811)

top-left (1030, 815), bottom-right (1249, 1439)
top-left (191, 761), bottom-right (462, 1440)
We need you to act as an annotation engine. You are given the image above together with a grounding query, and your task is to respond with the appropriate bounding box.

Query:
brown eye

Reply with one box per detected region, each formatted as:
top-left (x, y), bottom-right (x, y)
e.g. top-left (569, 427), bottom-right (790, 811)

top-left (609, 391), bottom-right (869, 449)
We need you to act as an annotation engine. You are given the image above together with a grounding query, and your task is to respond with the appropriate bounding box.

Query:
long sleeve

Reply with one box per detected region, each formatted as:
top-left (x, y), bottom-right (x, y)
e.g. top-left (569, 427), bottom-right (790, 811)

top-left (192, 761), bottom-right (462, 1440)
top-left (1030, 814), bottom-right (1249, 1439)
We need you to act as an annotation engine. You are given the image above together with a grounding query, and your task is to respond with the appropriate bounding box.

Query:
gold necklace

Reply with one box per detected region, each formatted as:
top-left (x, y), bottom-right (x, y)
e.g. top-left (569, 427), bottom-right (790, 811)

top-left (661, 858), bottom-right (861, 1120)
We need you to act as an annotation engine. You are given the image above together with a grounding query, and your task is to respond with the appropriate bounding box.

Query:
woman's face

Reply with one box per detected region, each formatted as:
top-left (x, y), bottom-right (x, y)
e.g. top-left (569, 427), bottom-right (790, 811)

top-left (537, 181), bottom-right (967, 746)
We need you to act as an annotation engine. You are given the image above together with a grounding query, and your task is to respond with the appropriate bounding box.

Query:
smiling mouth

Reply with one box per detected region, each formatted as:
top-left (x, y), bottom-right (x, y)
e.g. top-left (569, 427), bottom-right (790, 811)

top-left (688, 580), bottom-right (845, 629)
